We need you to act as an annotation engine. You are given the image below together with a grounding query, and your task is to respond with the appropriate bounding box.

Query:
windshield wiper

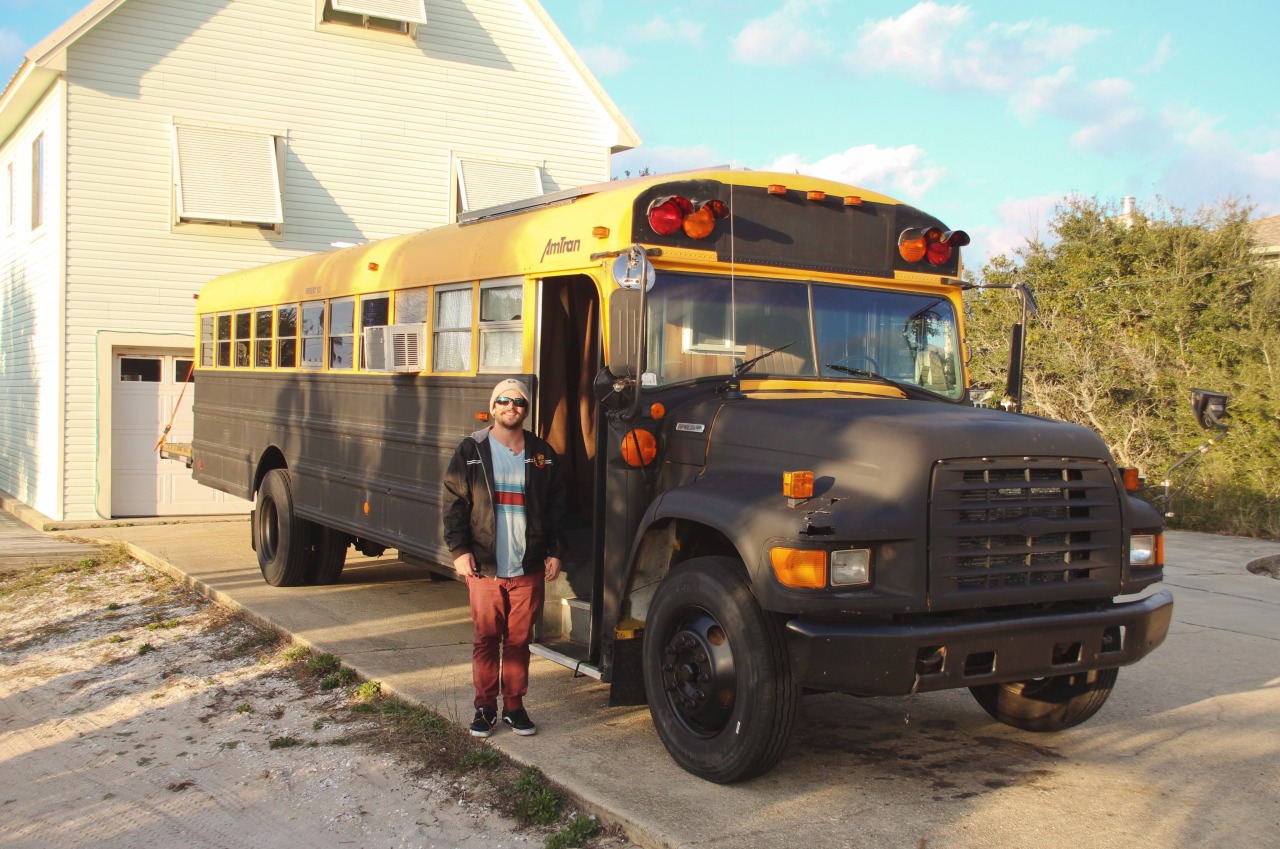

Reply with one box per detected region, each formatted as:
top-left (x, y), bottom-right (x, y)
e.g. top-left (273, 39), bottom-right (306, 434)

top-left (823, 363), bottom-right (944, 401)
top-left (734, 341), bottom-right (797, 378)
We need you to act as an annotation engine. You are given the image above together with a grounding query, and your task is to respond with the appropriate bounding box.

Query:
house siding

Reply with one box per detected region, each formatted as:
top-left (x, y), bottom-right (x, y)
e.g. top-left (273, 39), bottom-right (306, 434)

top-left (0, 86), bottom-right (65, 519)
top-left (49, 0), bottom-right (616, 519)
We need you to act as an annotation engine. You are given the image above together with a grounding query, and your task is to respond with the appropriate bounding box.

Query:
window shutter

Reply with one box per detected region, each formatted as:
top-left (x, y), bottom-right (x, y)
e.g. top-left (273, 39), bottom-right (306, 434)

top-left (456, 159), bottom-right (544, 212)
top-left (332, 0), bottom-right (427, 24)
top-left (173, 125), bottom-right (283, 225)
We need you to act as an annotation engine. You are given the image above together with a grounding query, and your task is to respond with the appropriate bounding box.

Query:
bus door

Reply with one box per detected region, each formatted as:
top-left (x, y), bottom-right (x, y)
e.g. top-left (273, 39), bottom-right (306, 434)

top-left (533, 274), bottom-right (602, 668)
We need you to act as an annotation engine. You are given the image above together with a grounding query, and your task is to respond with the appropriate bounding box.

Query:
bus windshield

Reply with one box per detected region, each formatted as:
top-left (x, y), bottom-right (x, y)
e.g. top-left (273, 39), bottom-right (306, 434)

top-left (644, 272), bottom-right (963, 400)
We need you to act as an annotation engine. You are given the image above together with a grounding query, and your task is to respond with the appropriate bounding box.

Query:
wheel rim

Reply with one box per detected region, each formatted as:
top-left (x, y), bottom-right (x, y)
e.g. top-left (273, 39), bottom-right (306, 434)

top-left (658, 608), bottom-right (737, 737)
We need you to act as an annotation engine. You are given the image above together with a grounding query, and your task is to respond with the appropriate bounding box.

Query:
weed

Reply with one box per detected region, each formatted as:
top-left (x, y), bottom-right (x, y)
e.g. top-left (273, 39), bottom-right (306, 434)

top-left (351, 703), bottom-right (378, 714)
top-left (458, 748), bottom-right (502, 772)
top-left (545, 815), bottom-right (601, 849)
top-left (136, 643), bottom-right (155, 656)
top-left (136, 757), bottom-right (152, 767)
top-left (106, 602), bottom-right (121, 611)
top-left (268, 737), bottom-right (299, 750)
top-left (312, 719), bottom-right (325, 731)
top-left (232, 630), bottom-right (280, 656)
top-left (235, 704), bottom-right (253, 714)
top-left (306, 652), bottom-right (341, 676)
top-left (107, 634), bottom-right (126, 643)
top-left (282, 645), bottom-right (310, 662)
top-left (513, 767), bottom-right (562, 826)
top-left (354, 681), bottom-right (382, 702)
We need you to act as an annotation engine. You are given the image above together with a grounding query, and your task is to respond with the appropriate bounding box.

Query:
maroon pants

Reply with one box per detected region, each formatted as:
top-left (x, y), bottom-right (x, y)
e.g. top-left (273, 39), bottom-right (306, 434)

top-left (467, 573), bottom-right (545, 712)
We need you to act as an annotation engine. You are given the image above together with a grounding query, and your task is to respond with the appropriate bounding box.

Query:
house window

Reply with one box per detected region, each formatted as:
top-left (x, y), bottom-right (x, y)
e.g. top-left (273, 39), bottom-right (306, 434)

top-left (301, 301), bottom-right (325, 368)
top-left (31, 134), bottom-right (44, 230)
top-left (277, 304), bottom-right (299, 368)
top-left (321, 0), bottom-right (426, 35)
top-left (434, 286), bottom-right (472, 372)
top-left (172, 123), bottom-right (284, 230)
top-left (455, 157), bottom-right (544, 218)
top-left (479, 281), bottom-right (523, 371)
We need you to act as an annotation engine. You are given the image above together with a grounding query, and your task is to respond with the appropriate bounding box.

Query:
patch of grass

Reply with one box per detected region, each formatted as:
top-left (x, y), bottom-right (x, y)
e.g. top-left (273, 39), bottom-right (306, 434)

top-left (546, 816), bottom-right (601, 849)
top-left (145, 618), bottom-right (180, 631)
top-left (282, 645), bottom-right (310, 662)
top-left (232, 629), bottom-right (281, 657)
top-left (354, 681), bottom-right (382, 702)
top-left (318, 666), bottom-right (358, 691)
top-left (106, 602), bottom-right (121, 611)
top-left (136, 643), bottom-right (155, 656)
top-left (235, 704), bottom-right (253, 714)
top-left (458, 748), bottom-right (502, 772)
top-left (513, 767), bottom-right (562, 826)
top-left (107, 635), bottom-right (127, 644)
top-left (268, 736), bottom-right (300, 750)
top-left (306, 652), bottom-right (341, 676)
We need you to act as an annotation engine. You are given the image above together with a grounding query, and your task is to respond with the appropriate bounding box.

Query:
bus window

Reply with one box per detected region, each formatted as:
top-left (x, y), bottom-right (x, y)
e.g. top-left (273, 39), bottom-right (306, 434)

top-left (200, 315), bottom-right (214, 367)
top-left (359, 294), bottom-right (390, 370)
top-left (479, 281), bottom-right (522, 371)
top-left (277, 304), bottom-right (298, 368)
top-left (434, 286), bottom-right (472, 372)
top-left (394, 287), bottom-right (429, 324)
top-left (329, 298), bottom-right (355, 369)
top-left (216, 313), bottom-right (232, 367)
top-left (234, 311), bottom-right (252, 368)
top-left (254, 307), bottom-right (273, 368)
top-left (301, 301), bottom-right (324, 368)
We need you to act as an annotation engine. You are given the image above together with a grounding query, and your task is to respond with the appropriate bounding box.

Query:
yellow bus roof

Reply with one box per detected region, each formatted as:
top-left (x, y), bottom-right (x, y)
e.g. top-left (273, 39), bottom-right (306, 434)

top-left (195, 169), bottom-right (909, 313)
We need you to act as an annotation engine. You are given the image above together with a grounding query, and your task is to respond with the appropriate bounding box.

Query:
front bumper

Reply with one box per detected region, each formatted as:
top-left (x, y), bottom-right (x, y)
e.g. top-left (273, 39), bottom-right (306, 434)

top-left (786, 589), bottom-right (1173, 696)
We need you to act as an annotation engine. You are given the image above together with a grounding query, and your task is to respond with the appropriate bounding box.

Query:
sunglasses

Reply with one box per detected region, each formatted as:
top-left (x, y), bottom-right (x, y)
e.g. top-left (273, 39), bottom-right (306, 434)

top-left (494, 396), bottom-right (529, 409)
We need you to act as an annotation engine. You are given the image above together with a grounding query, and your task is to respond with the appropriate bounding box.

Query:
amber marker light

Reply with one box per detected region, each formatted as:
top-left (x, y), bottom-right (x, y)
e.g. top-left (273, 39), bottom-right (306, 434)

top-left (844, 196), bottom-right (863, 206)
top-left (771, 547), bottom-right (826, 589)
top-left (1121, 467), bottom-right (1142, 492)
top-left (368, 262), bottom-right (379, 271)
top-left (783, 470), bottom-right (814, 499)
top-left (808, 190), bottom-right (826, 201)
top-left (593, 226), bottom-right (610, 238)
top-left (621, 429), bottom-right (658, 466)
top-left (767, 184), bottom-right (788, 195)
top-left (649, 402), bottom-right (666, 419)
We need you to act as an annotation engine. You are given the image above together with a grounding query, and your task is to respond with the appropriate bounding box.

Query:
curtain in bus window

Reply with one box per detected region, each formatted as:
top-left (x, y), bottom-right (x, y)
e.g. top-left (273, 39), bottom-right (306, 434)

top-left (731, 278), bottom-right (815, 376)
top-left (480, 285), bottom-right (522, 370)
top-left (435, 288), bottom-right (472, 372)
top-left (201, 315), bottom-right (215, 367)
top-left (395, 288), bottom-right (429, 324)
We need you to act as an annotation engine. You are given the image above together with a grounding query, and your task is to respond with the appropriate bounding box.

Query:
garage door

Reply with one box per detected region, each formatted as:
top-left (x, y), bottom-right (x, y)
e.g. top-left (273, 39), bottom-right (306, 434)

top-left (111, 351), bottom-right (251, 517)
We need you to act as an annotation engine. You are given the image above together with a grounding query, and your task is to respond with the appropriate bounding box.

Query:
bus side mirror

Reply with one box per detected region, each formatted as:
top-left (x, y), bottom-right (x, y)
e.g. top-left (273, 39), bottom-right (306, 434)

top-left (1190, 388), bottom-right (1228, 430)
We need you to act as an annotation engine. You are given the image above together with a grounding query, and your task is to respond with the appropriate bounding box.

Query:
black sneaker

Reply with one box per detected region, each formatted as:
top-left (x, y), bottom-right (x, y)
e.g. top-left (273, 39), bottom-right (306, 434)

top-left (502, 707), bottom-right (537, 736)
top-left (469, 707), bottom-right (498, 738)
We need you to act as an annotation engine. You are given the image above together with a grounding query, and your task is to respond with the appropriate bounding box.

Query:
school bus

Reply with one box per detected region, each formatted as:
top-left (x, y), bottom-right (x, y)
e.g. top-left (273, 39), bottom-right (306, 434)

top-left (188, 169), bottom-right (1173, 783)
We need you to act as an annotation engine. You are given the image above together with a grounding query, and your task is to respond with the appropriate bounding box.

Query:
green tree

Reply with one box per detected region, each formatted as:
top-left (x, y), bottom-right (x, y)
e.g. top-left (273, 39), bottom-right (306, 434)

top-left (965, 196), bottom-right (1280, 537)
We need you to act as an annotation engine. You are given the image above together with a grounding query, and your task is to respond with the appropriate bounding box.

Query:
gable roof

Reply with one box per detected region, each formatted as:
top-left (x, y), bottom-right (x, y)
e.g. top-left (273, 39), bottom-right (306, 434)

top-left (1251, 214), bottom-right (1280, 255)
top-left (1, 0), bottom-right (639, 151)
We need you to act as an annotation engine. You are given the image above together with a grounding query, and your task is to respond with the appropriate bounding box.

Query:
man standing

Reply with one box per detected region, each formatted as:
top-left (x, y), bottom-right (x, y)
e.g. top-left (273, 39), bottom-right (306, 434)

top-left (442, 378), bottom-right (567, 738)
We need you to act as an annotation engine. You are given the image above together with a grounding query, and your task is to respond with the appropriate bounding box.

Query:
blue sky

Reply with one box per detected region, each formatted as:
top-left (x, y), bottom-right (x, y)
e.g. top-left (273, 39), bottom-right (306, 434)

top-left (5, 1), bottom-right (1279, 269)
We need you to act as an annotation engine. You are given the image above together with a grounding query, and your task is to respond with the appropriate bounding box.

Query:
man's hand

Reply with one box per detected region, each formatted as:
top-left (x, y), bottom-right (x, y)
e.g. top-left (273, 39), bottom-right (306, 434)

top-left (453, 551), bottom-right (476, 578)
top-left (544, 556), bottom-right (562, 582)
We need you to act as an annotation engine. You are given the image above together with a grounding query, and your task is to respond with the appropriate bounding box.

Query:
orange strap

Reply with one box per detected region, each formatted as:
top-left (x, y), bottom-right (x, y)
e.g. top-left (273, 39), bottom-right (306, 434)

top-left (154, 364), bottom-right (195, 452)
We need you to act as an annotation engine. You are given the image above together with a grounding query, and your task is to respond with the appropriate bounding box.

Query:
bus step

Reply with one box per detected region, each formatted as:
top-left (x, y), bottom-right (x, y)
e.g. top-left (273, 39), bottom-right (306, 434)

top-left (532, 642), bottom-right (601, 680)
top-left (561, 597), bottom-right (592, 644)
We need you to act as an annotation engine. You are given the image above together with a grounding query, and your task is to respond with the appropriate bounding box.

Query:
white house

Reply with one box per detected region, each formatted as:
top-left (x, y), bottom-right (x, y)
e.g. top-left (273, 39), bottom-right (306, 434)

top-left (0, 0), bottom-right (638, 522)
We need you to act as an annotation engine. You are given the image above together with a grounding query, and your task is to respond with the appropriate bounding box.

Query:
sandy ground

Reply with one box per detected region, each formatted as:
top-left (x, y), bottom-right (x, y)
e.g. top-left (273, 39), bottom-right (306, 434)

top-left (0, 553), bottom-right (624, 849)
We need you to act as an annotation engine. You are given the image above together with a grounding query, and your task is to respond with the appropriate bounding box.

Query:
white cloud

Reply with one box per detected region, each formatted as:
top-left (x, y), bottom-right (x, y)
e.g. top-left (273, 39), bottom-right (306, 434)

top-left (762, 144), bottom-right (944, 201)
top-left (980, 194), bottom-right (1061, 262)
top-left (732, 0), bottom-right (835, 66)
top-left (0, 28), bottom-right (26, 70)
top-left (632, 15), bottom-right (705, 46)
top-left (577, 44), bottom-right (631, 76)
top-left (851, 3), bottom-right (1101, 93)
top-left (1140, 35), bottom-right (1174, 74)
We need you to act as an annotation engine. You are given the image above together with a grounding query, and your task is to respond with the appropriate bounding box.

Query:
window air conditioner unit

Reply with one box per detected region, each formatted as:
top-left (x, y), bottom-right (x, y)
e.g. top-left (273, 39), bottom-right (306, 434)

top-left (364, 324), bottom-right (425, 373)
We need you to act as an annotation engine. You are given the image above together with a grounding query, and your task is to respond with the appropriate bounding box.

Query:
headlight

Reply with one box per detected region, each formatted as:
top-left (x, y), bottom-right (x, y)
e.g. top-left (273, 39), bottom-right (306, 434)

top-left (1130, 533), bottom-right (1161, 568)
top-left (830, 549), bottom-right (872, 586)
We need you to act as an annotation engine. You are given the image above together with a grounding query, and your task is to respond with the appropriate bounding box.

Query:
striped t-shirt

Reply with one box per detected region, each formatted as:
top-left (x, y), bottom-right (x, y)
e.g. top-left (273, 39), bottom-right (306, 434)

top-left (490, 441), bottom-right (527, 578)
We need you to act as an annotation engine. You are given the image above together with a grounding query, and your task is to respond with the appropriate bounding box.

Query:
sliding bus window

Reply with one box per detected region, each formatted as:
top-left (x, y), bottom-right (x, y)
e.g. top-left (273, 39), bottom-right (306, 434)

top-left (359, 293), bottom-right (390, 370)
top-left (395, 287), bottom-right (429, 324)
top-left (277, 304), bottom-right (299, 368)
top-left (234, 310), bottom-right (252, 368)
top-left (434, 285), bottom-right (472, 372)
top-left (301, 301), bottom-right (325, 368)
top-left (329, 298), bottom-right (355, 369)
top-left (479, 280), bottom-right (522, 372)
top-left (201, 315), bottom-right (215, 367)
top-left (216, 313), bottom-right (232, 367)
top-left (254, 307), bottom-right (273, 368)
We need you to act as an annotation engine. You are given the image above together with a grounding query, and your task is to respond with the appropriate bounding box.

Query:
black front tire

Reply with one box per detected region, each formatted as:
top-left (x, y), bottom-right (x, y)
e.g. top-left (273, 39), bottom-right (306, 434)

top-left (969, 667), bottom-right (1119, 732)
top-left (253, 469), bottom-right (311, 587)
top-left (642, 556), bottom-right (798, 783)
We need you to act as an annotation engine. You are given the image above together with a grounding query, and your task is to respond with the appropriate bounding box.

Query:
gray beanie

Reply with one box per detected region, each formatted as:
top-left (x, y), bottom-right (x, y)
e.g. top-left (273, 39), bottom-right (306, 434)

top-left (490, 378), bottom-right (531, 409)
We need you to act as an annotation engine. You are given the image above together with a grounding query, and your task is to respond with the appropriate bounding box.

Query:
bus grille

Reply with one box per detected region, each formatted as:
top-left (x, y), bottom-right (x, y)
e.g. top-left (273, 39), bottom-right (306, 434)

top-left (929, 458), bottom-right (1123, 608)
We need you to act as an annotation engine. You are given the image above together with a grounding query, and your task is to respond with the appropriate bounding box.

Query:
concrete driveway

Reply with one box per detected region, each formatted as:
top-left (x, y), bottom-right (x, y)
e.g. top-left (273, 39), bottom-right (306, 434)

top-left (63, 520), bottom-right (1280, 849)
